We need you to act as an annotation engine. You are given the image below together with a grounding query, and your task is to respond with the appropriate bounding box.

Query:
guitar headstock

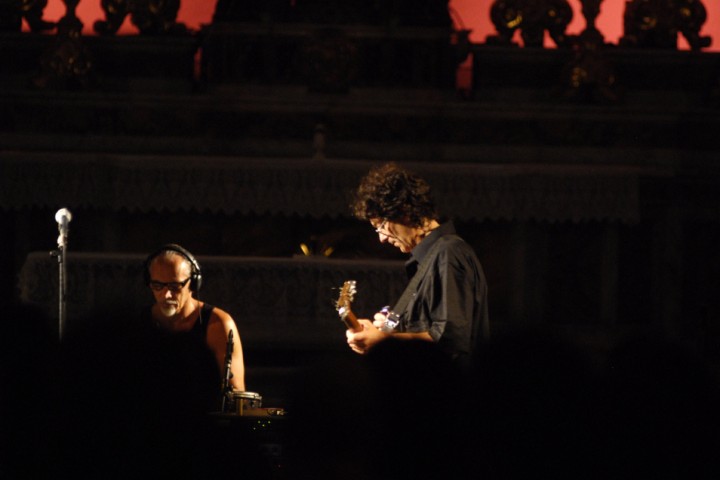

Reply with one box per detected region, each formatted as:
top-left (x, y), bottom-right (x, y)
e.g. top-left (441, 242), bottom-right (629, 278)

top-left (336, 280), bottom-right (361, 332)
top-left (336, 280), bottom-right (356, 317)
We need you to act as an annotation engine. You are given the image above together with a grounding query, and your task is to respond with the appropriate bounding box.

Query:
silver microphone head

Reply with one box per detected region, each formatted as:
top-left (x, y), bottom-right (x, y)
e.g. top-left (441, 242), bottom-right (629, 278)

top-left (55, 208), bottom-right (73, 224)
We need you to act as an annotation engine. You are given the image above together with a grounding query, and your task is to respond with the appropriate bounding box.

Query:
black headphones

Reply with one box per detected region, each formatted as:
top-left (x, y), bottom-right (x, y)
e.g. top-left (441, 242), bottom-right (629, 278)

top-left (143, 243), bottom-right (203, 293)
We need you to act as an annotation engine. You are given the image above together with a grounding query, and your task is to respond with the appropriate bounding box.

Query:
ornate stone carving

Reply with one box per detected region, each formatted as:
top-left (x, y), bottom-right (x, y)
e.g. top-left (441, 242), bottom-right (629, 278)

top-left (577, 0), bottom-right (605, 47)
top-left (620, 0), bottom-right (712, 50)
top-left (33, 0), bottom-right (92, 89)
top-left (302, 28), bottom-right (358, 93)
top-left (0, 0), bottom-right (55, 32)
top-left (561, 45), bottom-right (619, 104)
top-left (212, 0), bottom-right (293, 23)
top-left (486, 0), bottom-right (574, 47)
top-left (560, 0), bottom-right (618, 104)
top-left (211, 0), bottom-right (452, 27)
top-left (18, 252), bottom-right (408, 348)
top-left (0, 155), bottom-right (643, 224)
top-left (94, 0), bottom-right (188, 36)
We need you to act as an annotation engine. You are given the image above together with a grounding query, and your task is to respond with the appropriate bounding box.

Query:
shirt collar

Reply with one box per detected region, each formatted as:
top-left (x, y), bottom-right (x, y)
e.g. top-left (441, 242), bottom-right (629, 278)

top-left (406, 220), bottom-right (456, 270)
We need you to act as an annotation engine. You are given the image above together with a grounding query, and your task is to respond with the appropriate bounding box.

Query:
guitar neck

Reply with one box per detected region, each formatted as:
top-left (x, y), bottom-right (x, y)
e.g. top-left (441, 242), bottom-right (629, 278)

top-left (342, 309), bottom-right (362, 332)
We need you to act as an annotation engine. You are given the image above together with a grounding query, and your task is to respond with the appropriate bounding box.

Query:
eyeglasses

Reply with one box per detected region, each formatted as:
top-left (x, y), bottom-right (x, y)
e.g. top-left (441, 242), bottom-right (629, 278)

top-left (374, 219), bottom-right (389, 234)
top-left (149, 277), bottom-right (191, 292)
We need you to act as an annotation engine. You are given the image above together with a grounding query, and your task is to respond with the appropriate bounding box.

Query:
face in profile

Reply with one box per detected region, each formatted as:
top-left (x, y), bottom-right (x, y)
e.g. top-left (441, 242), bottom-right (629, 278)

top-left (370, 218), bottom-right (423, 253)
top-left (148, 253), bottom-right (194, 318)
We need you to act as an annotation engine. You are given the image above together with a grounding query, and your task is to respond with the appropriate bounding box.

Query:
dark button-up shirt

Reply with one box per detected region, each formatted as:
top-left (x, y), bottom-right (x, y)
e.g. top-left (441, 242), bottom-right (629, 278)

top-left (397, 221), bottom-right (489, 364)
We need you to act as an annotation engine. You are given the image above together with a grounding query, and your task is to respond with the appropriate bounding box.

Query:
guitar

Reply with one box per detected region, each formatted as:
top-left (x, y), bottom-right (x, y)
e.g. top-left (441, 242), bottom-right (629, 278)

top-left (335, 280), bottom-right (400, 333)
top-left (336, 280), bottom-right (361, 332)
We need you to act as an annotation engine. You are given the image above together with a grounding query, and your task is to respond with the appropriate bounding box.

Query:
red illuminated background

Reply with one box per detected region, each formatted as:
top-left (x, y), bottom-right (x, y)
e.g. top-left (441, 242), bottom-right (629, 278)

top-left (32, 0), bottom-right (720, 51)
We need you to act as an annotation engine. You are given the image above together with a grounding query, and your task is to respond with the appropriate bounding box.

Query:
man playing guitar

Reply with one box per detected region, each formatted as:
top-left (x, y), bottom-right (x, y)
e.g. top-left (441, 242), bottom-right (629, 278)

top-left (343, 163), bottom-right (490, 368)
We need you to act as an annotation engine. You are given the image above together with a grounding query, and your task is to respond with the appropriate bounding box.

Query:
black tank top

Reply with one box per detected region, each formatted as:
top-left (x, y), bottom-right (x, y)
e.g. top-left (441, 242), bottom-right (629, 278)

top-left (142, 302), bottom-right (222, 412)
top-left (187, 302), bottom-right (215, 341)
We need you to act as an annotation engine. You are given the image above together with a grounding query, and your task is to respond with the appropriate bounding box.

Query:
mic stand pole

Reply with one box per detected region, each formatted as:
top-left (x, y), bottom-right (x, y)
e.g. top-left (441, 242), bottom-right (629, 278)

top-left (51, 208), bottom-right (71, 343)
top-left (50, 237), bottom-right (67, 343)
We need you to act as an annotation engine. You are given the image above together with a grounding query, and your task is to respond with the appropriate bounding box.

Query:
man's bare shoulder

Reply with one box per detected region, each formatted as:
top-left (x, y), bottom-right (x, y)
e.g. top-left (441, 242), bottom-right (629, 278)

top-left (205, 304), bottom-right (238, 329)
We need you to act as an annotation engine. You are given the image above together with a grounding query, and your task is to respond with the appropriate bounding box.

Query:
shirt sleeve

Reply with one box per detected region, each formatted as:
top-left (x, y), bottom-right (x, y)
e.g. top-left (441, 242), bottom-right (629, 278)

top-left (426, 240), bottom-right (480, 357)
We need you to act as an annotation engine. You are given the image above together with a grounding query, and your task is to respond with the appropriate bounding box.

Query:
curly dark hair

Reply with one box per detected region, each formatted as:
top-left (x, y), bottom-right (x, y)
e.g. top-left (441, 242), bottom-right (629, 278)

top-left (351, 163), bottom-right (437, 227)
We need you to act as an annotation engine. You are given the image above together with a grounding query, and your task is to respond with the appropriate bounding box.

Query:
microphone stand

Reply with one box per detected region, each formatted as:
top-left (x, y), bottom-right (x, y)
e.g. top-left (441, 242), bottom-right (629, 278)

top-left (50, 210), bottom-right (70, 342)
top-left (220, 330), bottom-right (234, 413)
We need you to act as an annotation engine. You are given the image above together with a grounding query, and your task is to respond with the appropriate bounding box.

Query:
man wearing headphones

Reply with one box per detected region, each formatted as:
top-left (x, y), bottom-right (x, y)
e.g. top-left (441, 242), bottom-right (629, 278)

top-left (144, 244), bottom-right (245, 394)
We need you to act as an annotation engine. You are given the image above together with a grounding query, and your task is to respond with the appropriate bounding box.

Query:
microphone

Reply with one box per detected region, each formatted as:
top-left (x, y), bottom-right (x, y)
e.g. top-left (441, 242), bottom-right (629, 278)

top-left (225, 329), bottom-right (234, 358)
top-left (55, 208), bottom-right (72, 247)
top-left (221, 330), bottom-right (235, 413)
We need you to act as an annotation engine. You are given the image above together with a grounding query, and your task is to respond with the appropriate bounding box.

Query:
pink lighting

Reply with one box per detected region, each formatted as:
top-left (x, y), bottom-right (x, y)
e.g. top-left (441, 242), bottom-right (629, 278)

top-left (452, 0), bottom-right (719, 50)
top-left (26, 0), bottom-right (720, 51)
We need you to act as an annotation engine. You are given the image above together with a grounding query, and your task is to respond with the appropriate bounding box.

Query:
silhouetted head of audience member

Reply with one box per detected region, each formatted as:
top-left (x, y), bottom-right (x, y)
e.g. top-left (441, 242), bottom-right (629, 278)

top-left (285, 338), bottom-right (471, 479)
top-left (50, 305), bottom-right (225, 479)
top-left (601, 333), bottom-right (720, 478)
top-left (1, 301), bottom-right (60, 479)
top-left (468, 327), bottom-right (605, 479)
